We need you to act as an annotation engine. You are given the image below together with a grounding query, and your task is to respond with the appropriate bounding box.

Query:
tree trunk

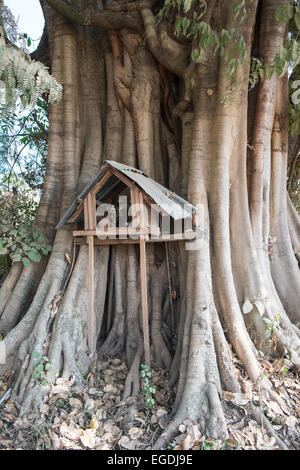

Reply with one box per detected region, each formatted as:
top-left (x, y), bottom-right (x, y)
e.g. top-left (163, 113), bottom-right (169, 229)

top-left (0, 0), bottom-right (299, 448)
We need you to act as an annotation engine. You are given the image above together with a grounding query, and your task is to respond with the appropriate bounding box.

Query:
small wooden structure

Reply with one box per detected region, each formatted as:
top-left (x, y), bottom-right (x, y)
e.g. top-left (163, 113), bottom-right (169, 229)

top-left (56, 161), bottom-right (197, 365)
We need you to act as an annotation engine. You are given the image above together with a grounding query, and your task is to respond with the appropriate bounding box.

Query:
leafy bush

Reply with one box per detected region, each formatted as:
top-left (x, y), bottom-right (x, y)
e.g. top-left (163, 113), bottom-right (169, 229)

top-left (0, 188), bottom-right (51, 275)
top-left (140, 364), bottom-right (156, 408)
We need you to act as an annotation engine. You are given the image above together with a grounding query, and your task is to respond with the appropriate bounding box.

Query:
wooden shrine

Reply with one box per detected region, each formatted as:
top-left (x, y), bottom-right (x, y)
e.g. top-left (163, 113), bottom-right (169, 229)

top-left (56, 161), bottom-right (197, 365)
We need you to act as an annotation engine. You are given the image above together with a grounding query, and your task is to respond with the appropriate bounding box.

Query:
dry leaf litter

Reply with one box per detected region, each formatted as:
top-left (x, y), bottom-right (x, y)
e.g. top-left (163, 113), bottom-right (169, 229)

top-left (0, 350), bottom-right (299, 450)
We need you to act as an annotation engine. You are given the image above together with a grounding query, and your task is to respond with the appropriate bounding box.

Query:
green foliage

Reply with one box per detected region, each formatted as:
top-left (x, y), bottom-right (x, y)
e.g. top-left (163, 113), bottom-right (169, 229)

top-left (140, 364), bottom-right (156, 408)
top-left (201, 439), bottom-right (214, 450)
top-left (159, 0), bottom-right (300, 129)
top-left (275, 3), bottom-right (294, 24)
top-left (232, 0), bottom-right (253, 23)
top-left (0, 5), bottom-right (62, 116)
top-left (0, 42), bottom-right (62, 115)
top-left (263, 315), bottom-right (281, 339)
top-left (0, 188), bottom-right (52, 273)
top-left (32, 351), bottom-right (59, 386)
top-left (0, 98), bottom-right (48, 190)
top-left (0, 7), bottom-right (52, 281)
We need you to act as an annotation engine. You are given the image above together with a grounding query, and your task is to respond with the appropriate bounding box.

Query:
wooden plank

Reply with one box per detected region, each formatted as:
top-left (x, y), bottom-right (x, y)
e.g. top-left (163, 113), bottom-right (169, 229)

top-left (84, 198), bottom-right (89, 230)
top-left (138, 190), bottom-right (147, 230)
top-left (75, 237), bottom-right (140, 246)
top-left (140, 236), bottom-right (150, 366)
top-left (109, 167), bottom-right (135, 188)
top-left (74, 231), bottom-right (195, 242)
top-left (68, 201), bottom-right (84, 223)
top-left (88, 235), bottom-right (95, 353)
top-left (73, 228), bottom-right (152, 237)
top-left (90, 169), bottom-right (113, 197)
top-left (150, 232), bottom-right (196, 241)
top-left (130, 187), bottom-right (138, 228)
top-left (87, 192), bottom-right (96, 229)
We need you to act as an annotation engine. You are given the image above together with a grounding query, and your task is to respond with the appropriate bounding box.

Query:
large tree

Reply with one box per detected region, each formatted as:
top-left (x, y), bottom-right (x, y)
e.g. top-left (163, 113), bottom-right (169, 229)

top-left (0, 0), bottom-right (300, 449)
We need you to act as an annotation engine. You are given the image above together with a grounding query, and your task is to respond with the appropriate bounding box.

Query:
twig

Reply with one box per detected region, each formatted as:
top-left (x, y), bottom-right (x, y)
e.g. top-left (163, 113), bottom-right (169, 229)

top-left (0, 388), bottom-right (11, 406)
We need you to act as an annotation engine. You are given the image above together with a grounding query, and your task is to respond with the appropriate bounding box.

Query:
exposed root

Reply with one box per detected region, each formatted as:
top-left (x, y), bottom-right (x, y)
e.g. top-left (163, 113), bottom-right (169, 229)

top-left (153, 381), bottom-right (228, 450)
top-left (0, 262), bottom-right (23, 319)
top-left (100, 247), bottom-right (126, 356)
top-left (151, 260), bottom-right (172, 369)
top-left (123, 341), bottom-right (143, 399)
top-left (250, 404), bottom-right (288, 450)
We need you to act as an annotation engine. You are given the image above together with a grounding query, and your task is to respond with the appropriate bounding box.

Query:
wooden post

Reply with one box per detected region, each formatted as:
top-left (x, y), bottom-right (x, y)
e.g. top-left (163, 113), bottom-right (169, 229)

top-left (86, 193), bottom-right (96, 354)
top-left (87, 192), bottom-right (96, 229)
top-left (137, 190), bottom-right (150, 366)
top-left (140, 236), bottom-right (150, 366)
top-left (84, 198), bottom-right (89, 230)
top-left (88, 235), bottom-right (95, 353)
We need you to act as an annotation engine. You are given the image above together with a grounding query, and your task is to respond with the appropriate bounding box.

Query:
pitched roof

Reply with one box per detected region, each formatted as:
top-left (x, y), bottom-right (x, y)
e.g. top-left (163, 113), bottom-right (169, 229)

top-left (56, 160), bottom-right (196, 229)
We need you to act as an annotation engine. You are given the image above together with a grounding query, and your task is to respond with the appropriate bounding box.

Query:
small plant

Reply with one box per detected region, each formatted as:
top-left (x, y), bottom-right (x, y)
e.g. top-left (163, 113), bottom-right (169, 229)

top-left (263, 315), bottom-right (280, 339)
top-left (201, 439), bottom-right (214, 450)
top-left (32, 351), bottom-right (58, 386)
top-left (140, 364), bottom-right (156, 408)
top-left (221, 439), bottom-right (243, 450)
top-left (0, 190), bottom-right (52, 270)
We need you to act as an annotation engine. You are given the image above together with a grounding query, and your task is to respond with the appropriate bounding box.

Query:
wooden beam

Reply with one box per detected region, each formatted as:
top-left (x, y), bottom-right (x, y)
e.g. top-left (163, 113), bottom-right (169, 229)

top-left (130, 186), bottom-right (138, 228)
top-left (87, 192), bottom-right (96, 229)
top-left (73, 228), bottom-right (157, 237)
top-left (84, 198), bottom-right (89, 230)
top-left (140, 236), bottom-right (150, 366)
top-left (90, 169), bottom-right (113, 197)
top-left (109, 167), bottom-right (135, 188)
top-left (88, 235), bottom-right (95, 354)
top-left (75, 237), bottom-right (140, 246)
top-left (138, 190), bottom-right (147, 231)
top-left (68, 201), bottom-right (84, 223)
top-left (73, 230), bottom-right (194, 242)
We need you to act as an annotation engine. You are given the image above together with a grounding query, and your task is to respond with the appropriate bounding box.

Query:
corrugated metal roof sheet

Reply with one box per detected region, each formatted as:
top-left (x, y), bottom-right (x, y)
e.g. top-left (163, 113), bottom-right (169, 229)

top-left (106, 161), bottom-right (196, 220)
top-left (56, 160), bottom-right (196, 229)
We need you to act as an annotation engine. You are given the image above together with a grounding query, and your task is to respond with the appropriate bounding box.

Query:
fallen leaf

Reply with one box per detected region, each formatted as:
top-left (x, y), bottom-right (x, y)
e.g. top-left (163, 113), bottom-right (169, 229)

top-left (96, 442), bottom-right (111, 450)
top-left (182, 434), bottom-right (195, 450)
top-left (223, 391), bottom-right (251, 405)
top-left (60, 422), bottom-right (82, 441)
top-left (128, 427), bottom-right (142, 439)
top-left (69, 397), bottom-right (82, 408)
top-left (242, 299), bottom-right (253, 314)
top-left (285, 416), bottom-right (297, 427)
top-left (156, 408), bottom-right (168, 418)
top-left (118, 436), bottom-right (137, 450)
top-left (80, 429), bottom-right (96, 449)
top-left (40, 403), bottom-right (49, 414)
top-left (84, 398), bottom-right (95, 412)
top-left (89, 417), bottom-right (99, 430)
